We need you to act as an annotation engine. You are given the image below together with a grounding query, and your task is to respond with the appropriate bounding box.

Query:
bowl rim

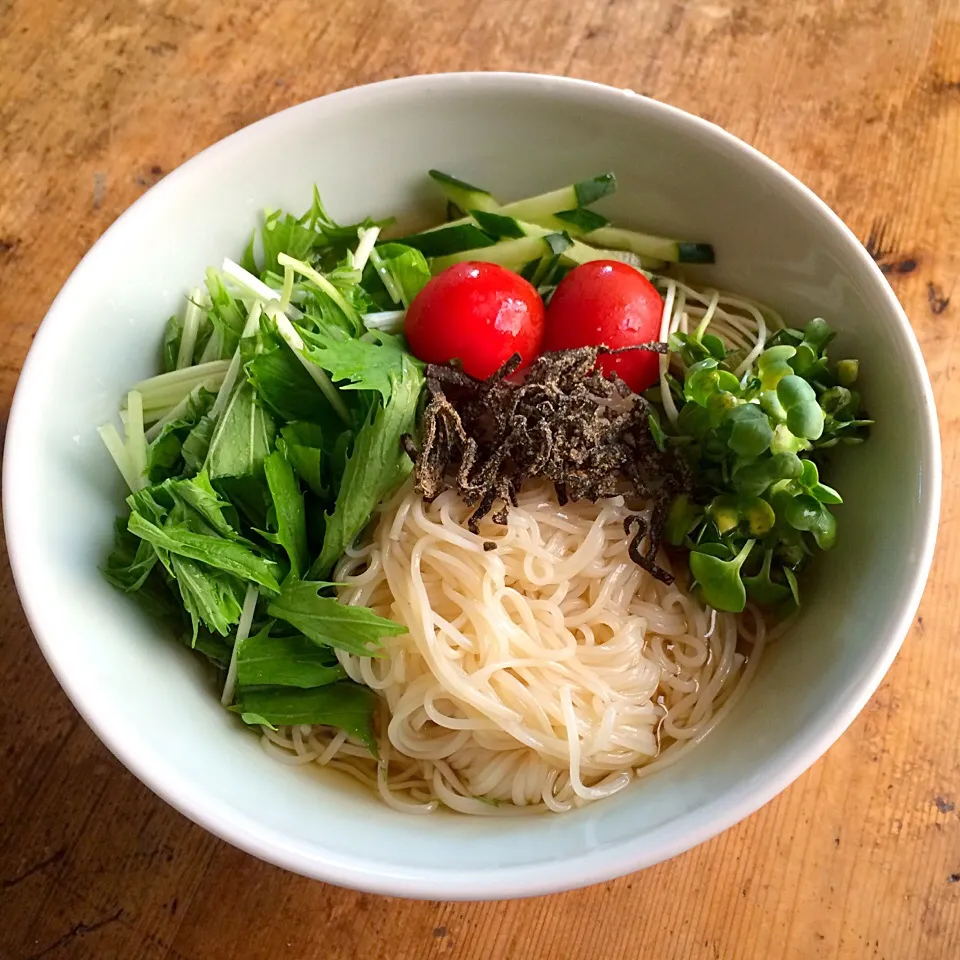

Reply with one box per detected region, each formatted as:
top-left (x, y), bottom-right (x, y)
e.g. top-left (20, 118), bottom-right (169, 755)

top-left (3, 70), bottom-right (941, 900)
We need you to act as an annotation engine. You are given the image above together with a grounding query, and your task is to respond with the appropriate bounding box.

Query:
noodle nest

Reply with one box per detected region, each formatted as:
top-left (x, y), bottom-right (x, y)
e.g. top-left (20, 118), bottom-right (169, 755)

top-left (260, 479), bottom-right (766, 815)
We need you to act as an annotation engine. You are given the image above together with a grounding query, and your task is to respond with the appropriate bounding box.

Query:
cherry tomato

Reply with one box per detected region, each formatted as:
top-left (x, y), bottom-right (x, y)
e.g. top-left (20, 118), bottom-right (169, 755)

top-left (405, 262), bottom-right (545, 379)
top-left (542, 260), bottom-right (664, 392)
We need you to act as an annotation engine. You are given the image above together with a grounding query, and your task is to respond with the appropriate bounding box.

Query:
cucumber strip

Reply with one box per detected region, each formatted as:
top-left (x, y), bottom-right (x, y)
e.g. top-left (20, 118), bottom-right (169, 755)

top-left (675, 242), bottom-right (716, 264)
top-left (528, 254), bottom-right (558, 288)
top-left (474, 215), bottom-right (665, 271)
top-left (544, 234), bottom-right (575, 256)
top-left (573, 173), bottom-right (618, 206)
top-left (506, 203), bottom-right (611, 235)
top-left (430, 234), bottom-right (572, 274)
top-left (519, 259), bottom-right (541, 283)
top-left (428, 170), bottom-right (499, 214)
top-left (435, 212), bottom-right (664, 273)
top-left (499, 173), bottom-right (616, 224)
top-left (394, 222), bottom-right (497, 257)
top-left (426, 172), bottom-right (616, 235)
top-left (471, 210), bottom-right (527, 240)
top-left (561, 241), bottom-right (666, 271)
top-left (583, 249), bottom-right (668, 272)
top-left (470, 215), bottom-right (550, 242)
top-left (553, 208), bottom-right (610, 235)
top-left (586, 226), bottom-right (715, 264)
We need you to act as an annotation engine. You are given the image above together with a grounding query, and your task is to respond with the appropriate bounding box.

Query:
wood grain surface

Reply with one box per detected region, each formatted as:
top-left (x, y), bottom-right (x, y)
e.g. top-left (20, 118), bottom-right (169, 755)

top-left (1, 0), bottom-right (959, 957)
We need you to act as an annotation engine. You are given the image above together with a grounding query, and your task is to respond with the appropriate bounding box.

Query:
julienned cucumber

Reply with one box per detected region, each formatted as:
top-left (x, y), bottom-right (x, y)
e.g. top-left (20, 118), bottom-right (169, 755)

top-left (495, 174), bottom-right (617, 231)
top-left (422, 172), bottom-right (616, 235)
top-left (427, 170), bottom-right (498, 215)
top-left (430, 234), bottom-right (573, 273)
top-left (471, 212), bottom-right (666, 271)
top-left (469, 210), bottom-right (528, 240)
top-left (552, 208), bottom-right (611, 235)
top-left (406, 171), bottom-right (707, 276)
top-left (394, 222), bottom-right (496, 258)
top-left (585, 226), bottom-right (715, 264)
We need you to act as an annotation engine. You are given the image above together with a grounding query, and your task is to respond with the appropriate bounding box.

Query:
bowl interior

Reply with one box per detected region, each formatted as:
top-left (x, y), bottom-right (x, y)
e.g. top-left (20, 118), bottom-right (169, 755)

top-left (4, 74), bottom-right (938, 899)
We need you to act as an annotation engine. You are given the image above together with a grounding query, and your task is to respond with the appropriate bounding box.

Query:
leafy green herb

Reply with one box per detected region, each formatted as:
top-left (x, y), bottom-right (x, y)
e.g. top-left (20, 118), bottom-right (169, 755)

top-left (186, 626), bottom-right (234, 669)
top-left (127, 512), bottom-right (280, 592)
top-left (205, 381), bottom-right (276, 480)
top-left (170, 554), bottom-right (244, 641)
top-left (777, 375), bottom-right (824, 440)
top-left (244, 326), bottom-right (343, 426)
top-left (100, 186), bottom-right (431, 751)
top-left (311, 355), bottom-right (423, 576)
top-left (683, 358), bottom-right (740, 405)
top-left (231, 682), bottom-right (378, 751)
top-left (797, 459), bottom-right (842, 504)
top-left (369, 242), bottom-right (431, 308)
top-left (836, 359), bottom-right (859, 386)
top-left (658, 315), bottom-right (869, 612)
top-left (145, 387), bottom-right (216, 483)
top-left (724, 403), bottom-right (773, 459)
top-left (204, 268), bottom-right (246, 358)
top-left (299, 328), bottom-right (416, 403)
top-left (666, 494), bottom-right (702, 546)
top-left (267, 578), bottom-right (407, 656)
top-left (648, 410), bottom-right (667, 452)
top-left (690, 540), bottom-right (755, 612)
top-left (182, 415), bottom-right (216, 472)
top-left (235, 623), bottom-right (345, 688)
top-left (784, 494), bottom-right (838, 549)
top-left (757, 345), bottom-right (796, 390)
top-left (261, 210), bottom-right (325, 277)
top-left (103, 518), bottom-right (159, 592)
top-left (277, 422), bottom-right (325, 497)
top-left (164, 472), bottom-right (242, 539)
top-left (743, 548), bottom-right (792, 606)
top-left (706, 494), bottom-right (775, 538)
top-left (263, 450), bottom-right (308, 579)
top-left (162, 314), bottom-right (183, 373)
top-left (216, 474), bottom-right (273, 531)
top-left (732, 452), bottom-right (803, 497)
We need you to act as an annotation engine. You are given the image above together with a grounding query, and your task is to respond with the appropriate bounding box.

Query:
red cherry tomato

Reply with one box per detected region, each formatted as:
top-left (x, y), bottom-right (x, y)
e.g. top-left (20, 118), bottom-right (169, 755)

top-left (405, 262), bottom-right (545, 379)
top-left (542, 260), bottom-right (664, 392)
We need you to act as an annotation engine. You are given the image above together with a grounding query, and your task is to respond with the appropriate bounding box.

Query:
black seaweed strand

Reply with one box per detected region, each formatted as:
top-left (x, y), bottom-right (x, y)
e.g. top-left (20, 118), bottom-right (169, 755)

top-left (411, 346), bottom-right (684, 584)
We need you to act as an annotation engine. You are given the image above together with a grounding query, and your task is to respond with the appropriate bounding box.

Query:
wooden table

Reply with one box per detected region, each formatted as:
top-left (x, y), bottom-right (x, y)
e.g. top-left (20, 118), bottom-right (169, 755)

top-left (1, 1), bottom-right (958, 957)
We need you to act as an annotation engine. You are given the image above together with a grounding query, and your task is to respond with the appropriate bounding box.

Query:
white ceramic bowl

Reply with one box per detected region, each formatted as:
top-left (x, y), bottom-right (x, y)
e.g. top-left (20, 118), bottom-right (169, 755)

top-left (4, 73), bottom-right (940, 900)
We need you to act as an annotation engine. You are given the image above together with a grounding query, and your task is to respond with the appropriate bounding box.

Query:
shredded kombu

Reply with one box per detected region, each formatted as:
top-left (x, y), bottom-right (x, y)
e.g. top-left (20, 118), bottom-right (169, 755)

top-left (403, 345), bottom-right (686, 584)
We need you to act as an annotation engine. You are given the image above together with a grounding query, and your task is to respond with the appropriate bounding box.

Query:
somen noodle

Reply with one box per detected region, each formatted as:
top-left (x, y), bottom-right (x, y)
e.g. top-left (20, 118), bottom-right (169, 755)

top-left (260, 476), bottom-right (768, 815)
